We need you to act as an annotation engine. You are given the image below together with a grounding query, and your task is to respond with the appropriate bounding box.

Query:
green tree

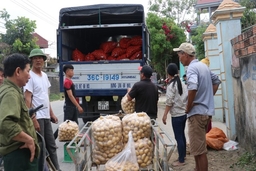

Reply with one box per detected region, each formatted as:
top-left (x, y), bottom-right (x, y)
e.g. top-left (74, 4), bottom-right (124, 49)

top-left (191, 25), bottom-right (207, 61)
top-left (0, 9), bottom-right (39, 55)
top-left (239, 0), bottom-right (256, 30)
top-left (149, 0), bottom-right (196, 24)
top-left (146, 13), bottom-right (186, 78)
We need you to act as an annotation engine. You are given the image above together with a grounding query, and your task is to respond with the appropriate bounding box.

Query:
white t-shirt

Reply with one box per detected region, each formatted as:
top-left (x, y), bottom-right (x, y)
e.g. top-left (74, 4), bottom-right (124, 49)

top-left (24, 70), bottom-right (51, 119)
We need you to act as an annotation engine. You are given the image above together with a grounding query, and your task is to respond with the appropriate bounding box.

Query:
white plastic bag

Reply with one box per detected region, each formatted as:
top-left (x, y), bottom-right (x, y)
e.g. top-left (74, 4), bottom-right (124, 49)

top-left (105, 131), bottom-right (139, 171)
top-left (223, 140), bottom-right (239, 151)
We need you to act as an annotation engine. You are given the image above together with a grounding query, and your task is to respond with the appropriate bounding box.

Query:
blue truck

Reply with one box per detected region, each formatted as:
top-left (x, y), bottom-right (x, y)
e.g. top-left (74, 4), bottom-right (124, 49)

top-left (57, 4), bottom-right (150, 123)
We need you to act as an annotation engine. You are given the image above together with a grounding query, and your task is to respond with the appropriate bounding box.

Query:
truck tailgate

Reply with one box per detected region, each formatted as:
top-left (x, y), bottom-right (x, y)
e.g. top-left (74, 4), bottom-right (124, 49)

top-left (71, 63), bottom-right (141, 90)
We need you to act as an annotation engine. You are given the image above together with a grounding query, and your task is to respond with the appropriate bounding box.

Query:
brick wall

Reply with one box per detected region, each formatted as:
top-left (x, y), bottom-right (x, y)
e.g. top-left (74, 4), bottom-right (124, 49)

top-left (230, 25), bottom-right (256, 153)
top-left (231, 26), bottom-right (256, 57)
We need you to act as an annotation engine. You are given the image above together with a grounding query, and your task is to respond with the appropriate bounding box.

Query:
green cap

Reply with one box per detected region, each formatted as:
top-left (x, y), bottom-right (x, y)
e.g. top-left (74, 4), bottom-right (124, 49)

top-left (29, 48), bottom-right (47, 61)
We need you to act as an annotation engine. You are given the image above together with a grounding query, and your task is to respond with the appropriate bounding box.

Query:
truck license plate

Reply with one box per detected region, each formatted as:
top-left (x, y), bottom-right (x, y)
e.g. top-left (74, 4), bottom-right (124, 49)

top-left (98, 101), bottom-right (109, 110)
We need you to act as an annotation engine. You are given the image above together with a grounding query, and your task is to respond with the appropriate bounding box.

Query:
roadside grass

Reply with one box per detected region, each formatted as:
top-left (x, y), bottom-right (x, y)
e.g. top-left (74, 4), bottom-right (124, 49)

top-left (230, 152), bottom-right (256, 170)
top-left (49, 93), bottom-right (63, 102)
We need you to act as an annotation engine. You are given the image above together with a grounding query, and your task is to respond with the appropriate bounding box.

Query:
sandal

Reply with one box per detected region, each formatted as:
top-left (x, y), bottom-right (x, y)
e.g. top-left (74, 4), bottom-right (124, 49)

top-left (174, 157), bottom-right (186, 162)
top-left (172, 161), bottom-right (185, 167)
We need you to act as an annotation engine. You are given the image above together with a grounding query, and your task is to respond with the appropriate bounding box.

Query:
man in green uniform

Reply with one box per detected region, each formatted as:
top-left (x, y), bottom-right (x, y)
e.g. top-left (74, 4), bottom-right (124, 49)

top-left (0, 53), bottom-right (40, 171)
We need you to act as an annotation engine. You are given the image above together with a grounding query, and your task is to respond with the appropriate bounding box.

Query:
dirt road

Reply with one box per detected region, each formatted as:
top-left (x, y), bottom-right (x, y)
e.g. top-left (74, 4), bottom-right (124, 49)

top-left (157, 98), bottom-right (253, 171)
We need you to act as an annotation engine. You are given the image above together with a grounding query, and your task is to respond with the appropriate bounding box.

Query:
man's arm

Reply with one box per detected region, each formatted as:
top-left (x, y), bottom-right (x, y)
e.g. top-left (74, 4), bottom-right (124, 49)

top-left (127, 94), bottom-right (132, 101)
top-left (66, 89), bottom-right (84, 113)
top-left (24, 90), bottom-right (33, 109)
top-left (49, 104), bottom-right (58, 123)
top-left (126, 88), bottom-right (133, 101)
top-left (24, 90), bottom-right (40, 131)
top-left (213, 84), bottom-right (219, 95)
top-left (186, 90), bottom-right (197, 114)
top-left (210, 71), bottom-right (221, 95)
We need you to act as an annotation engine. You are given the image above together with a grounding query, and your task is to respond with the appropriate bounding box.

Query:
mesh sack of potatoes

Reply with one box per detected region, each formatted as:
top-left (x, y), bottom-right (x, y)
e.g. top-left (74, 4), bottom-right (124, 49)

top-left (92, 143), bottom-right (123, 165)
top-left (58, 120), bottom-right (79, 141)
top-left (135, 138), bottom-right (153, 167)
top-left (121, 93), bottom-right (135, 114)
top-left (92, 115), bottom-right (123, 164)
top-left (122, 112), bottom-right (151, 143)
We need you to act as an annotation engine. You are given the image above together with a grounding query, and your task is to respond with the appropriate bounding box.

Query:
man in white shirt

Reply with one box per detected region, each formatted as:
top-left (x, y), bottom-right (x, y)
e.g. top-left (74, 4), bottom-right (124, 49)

top-left (24, 48), bottom-right (61, 171)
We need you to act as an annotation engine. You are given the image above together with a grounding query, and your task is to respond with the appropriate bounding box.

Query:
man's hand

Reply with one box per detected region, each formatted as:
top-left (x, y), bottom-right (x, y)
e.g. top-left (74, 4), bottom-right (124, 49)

top-left (19, 136), bottom-right (35, 162)
top-left (50, 114), bottom-right (58, 124)
top-left (78, 106), bottom-right (84, 114)
top-left (32, 118), bottom-right (40, 132)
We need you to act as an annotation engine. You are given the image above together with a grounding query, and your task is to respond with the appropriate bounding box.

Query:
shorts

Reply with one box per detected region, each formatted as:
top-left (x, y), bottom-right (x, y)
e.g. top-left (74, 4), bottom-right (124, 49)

top-left (188, 114), bottom-right (210, 156)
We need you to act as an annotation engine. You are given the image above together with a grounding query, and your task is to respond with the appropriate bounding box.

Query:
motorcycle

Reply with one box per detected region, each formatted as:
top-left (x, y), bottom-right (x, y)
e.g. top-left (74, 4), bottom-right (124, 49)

top-left (157, 84), bottom-right (166, 95)
top-left (157, 77), bottom-right (172, 96)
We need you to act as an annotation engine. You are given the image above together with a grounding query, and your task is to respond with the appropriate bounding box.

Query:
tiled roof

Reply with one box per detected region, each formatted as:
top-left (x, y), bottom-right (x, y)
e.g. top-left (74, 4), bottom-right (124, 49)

top-left (205, 24), bottom-right (216, 33)
top-left (32, 32), bottom-right (48, 48)
top-left (217, 0), bottom-right (241, 10)
top-left (197, 0), bottom-right (222, 5)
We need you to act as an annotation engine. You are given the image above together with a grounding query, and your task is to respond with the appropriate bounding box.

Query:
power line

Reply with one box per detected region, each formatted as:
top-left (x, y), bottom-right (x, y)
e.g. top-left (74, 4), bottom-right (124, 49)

top-left (10, 0), bottom-right (56, 27)
top-left (20, 0), bottom-right (58, 24)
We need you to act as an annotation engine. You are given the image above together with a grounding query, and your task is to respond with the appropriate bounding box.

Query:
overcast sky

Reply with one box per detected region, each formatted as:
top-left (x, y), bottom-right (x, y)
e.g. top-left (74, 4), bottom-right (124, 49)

top-left (1, 0), bottom-right (150, 57)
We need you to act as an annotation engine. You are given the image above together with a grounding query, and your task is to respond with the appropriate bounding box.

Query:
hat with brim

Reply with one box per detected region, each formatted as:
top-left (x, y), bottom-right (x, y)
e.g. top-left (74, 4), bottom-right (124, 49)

top-left (29, 48), bottom-right (47, 61)
top-left (173, 42), bottom-right (195, 56)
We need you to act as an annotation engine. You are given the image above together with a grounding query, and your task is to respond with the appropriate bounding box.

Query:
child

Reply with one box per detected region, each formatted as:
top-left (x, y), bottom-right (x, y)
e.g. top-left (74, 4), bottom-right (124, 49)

top-left (54, 64), bottom-right (84, 139)
top-left (62, 64), bottom-right (84, 123)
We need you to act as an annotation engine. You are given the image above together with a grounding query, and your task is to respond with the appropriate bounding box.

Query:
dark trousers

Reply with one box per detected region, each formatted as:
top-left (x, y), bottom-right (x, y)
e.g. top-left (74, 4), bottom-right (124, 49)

top-left (3, 148), bottom-right (38, 171)
top-left (37, 119), bottom-right (60, 170)
top-left (172, 115), bottom-right (187, 163)
top-left (54, 105), bottom-right (78, 139)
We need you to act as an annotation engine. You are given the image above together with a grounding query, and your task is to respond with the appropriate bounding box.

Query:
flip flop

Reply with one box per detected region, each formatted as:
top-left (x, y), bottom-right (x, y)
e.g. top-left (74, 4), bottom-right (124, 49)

top-left (174, 157), bottom-right (186, 162)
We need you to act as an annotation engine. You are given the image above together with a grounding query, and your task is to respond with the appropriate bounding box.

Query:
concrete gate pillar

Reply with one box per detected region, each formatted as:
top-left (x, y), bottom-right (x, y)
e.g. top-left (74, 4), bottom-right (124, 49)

top-left (203, 24), bottom-right (224, 122)
top-left (211, 0), bottom-right (245, 139)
